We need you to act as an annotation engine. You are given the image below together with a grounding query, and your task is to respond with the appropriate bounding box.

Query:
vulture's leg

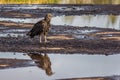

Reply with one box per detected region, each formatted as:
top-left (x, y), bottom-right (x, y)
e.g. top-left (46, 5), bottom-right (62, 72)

top-left (45, 35), bottom-right (47, 43)
top-left (39, 35), bottom-right (42, 43)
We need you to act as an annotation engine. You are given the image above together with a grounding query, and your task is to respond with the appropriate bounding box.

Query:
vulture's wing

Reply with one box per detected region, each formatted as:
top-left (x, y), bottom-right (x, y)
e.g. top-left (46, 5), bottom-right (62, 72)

top-left (27, 20), bottom-right (45, 38)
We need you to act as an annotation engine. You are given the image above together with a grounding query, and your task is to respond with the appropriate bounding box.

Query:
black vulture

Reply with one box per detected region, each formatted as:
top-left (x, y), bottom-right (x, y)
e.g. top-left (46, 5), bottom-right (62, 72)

top-left (27, 13), bottom-right (52, 43)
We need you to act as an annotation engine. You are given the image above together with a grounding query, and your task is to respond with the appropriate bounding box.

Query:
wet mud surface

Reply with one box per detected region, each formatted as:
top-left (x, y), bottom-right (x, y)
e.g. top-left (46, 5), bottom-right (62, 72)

top-left (0, 23), bottom-right (120, 55)
top-left (0, 4), bottom-right (120, 18)
top-left (0, 4), bottom-right (120, 55)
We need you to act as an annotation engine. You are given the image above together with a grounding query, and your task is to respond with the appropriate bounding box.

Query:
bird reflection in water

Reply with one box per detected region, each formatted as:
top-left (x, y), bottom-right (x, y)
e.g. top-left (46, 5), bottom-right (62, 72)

top-left (28, 53), bottom-right (53, 76)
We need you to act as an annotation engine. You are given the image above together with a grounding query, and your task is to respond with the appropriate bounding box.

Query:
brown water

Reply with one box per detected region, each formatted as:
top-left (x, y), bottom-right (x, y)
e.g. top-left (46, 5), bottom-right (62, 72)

top-left (0, 0), bottom-right (120, 4)
top-left (0, 52), bottom-right (120, 80)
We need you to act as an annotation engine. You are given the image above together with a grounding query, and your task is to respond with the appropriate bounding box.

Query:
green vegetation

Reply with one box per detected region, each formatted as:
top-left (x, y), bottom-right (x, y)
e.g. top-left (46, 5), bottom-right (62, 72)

top-left (0, 0), bottom-right (59, 4)
top-left (0, 0), bottom-right (120, 4)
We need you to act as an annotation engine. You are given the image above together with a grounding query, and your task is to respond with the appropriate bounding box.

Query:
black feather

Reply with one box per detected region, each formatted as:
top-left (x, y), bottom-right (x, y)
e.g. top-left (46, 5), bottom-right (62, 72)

top-left (28, 21), bottom-right (42, 38)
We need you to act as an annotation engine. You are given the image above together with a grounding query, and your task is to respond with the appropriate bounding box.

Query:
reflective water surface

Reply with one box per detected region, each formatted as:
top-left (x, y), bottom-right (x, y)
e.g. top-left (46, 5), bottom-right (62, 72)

top-left (0, 18), bottom-right (41, 23)
top-left (51, 15), bottom-right (120, 30)
top-left (0, 15), bottom-right (120, 30)
top-left (0, 28), bottom-right (29, 37)
top-left (0, 52), bottom-right (120, 80)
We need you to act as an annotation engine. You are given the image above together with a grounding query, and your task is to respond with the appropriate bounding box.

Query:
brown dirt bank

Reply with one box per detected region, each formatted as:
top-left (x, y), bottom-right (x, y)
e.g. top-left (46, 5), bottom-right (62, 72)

top-left (0, 22), bottom-right (120, 55)
top-left (0, 59), bottom-right (34, 69)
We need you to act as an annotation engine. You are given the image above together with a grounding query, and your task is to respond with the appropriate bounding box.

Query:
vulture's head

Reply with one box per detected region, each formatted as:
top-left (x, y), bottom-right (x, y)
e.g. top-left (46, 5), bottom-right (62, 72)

top-left (45, 13), bottom-right (53, 22)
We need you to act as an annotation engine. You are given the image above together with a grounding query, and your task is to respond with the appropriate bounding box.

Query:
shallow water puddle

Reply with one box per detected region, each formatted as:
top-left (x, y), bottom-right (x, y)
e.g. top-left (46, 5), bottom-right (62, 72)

top-left (0, 17), bottom-right (41, 23)
top-left (51, 15), bottom-right (120, 30)
top-left (0, 29), bottom-right (29, 37)
top-left (0, 52), bottom-right (120, 80)
top-left (0, 33), bottom-right (25, 37)
top-left (0, 15), bottom-right (120, 30)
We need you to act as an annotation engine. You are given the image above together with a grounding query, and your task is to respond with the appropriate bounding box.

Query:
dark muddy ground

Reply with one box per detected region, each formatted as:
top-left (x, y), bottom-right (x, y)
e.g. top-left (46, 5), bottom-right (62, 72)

top-left (0, 4), bottom-right (120, 18)
top-left (0, 4), bottom-right (120, 55)
top-left (0, 24), bottom-right (120, 55)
